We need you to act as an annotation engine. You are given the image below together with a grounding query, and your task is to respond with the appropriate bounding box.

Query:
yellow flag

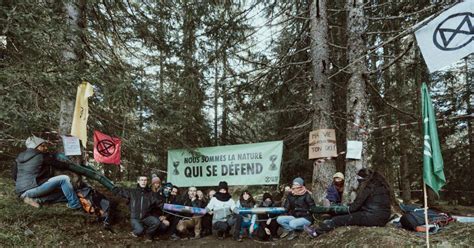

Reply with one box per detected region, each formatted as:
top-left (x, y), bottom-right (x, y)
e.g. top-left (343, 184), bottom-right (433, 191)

top-left (71, 82), bottom-right (94, 148)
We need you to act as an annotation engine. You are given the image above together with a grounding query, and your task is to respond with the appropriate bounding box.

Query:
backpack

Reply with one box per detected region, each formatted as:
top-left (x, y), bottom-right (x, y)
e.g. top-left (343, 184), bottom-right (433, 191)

top-left (77, 186), bottom-right (112, 227)
top-left (399, 205), bottom-right (454, 231)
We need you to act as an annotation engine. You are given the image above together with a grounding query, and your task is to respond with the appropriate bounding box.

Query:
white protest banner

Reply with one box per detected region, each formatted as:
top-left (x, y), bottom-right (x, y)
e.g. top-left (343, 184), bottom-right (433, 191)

top-left (415, 1), bottom-right (473, 73)
top-left (167, 141), bottom-right (283, 187)
top-left (309, 129), bottom-right (337, 159)
top-left (346, 140), bottom-right (363, 160)
top-left (61, 135), bottom-right (81, 156)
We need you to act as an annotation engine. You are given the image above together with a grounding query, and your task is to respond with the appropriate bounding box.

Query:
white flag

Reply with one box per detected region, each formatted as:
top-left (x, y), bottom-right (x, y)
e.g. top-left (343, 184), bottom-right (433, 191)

top-left (415, 1), bottom-right (473, 73)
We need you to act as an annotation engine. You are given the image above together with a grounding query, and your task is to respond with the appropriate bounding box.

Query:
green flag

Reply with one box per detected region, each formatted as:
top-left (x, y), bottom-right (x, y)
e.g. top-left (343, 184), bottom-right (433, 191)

top-left (421, 83), bottom-right (446, 196)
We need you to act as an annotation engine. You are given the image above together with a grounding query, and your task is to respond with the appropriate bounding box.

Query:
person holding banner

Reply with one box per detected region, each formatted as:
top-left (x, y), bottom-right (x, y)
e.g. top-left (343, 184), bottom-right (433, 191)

top-left (113, 176), bottom-right (162, 242)
top-left (277, 177), bottom-right (315, 241)
top-left (205, 181), bottom-right (237, 240)
top-left (13, 136), bottom-right (81, 209)
top-left (234, 190), bottom-right (258, 241)
top-left (175, 186), bottom-right (206, 239)
top-left (253, 193), bottom-right (279, 241)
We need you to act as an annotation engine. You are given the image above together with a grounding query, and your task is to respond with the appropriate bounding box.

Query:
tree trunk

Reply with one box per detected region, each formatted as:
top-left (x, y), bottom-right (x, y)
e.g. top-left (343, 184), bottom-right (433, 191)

top-left (309, 0), bottom-right (336, 204)
top-left (343, 0), bottom-right (368, 204)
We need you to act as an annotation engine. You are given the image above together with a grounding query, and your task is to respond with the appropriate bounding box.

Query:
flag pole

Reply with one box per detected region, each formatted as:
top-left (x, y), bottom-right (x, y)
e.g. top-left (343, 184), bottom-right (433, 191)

top-left (423, 183), bottom-right (430, 248)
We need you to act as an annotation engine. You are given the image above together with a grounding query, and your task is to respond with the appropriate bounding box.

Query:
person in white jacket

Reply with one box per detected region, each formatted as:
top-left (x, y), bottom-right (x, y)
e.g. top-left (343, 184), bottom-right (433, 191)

top-left (205, 181), bottom-right (236, 240)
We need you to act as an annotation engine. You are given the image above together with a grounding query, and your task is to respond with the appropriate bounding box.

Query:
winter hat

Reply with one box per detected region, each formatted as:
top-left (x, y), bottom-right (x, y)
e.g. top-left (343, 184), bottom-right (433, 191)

top-left (25, 136), bottom-right (46, 149)
top-left (262, 192), bottom-right (273, 201)
top-left (151, 174), bottom-right (161, 184)
top-left (218, 181), bottom-right (228, 191)
top-left (357, 168), bottom-right (373, 179)
top-left (292, 177), bottom-right (304, 186)
top-left (333, 172), bottom-right (345, 181)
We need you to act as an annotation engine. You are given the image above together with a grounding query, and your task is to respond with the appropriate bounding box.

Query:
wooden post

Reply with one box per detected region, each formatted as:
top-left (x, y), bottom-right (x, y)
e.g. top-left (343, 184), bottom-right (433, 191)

top-left (423, 183), bottom-right (430, 248)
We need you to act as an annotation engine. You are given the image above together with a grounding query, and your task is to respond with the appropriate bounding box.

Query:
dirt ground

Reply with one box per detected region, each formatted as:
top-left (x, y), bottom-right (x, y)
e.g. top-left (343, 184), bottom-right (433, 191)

top-left (1, 176), bottom-right (473, 247)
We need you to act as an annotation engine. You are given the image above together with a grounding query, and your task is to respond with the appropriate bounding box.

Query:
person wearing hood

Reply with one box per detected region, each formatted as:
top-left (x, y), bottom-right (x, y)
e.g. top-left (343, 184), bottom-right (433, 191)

top-left (234, 190), bottom-right (257, 241)
top-left (13, 136), bottom-right (81, 209)
top-left (113, 176), bottom-right (162, 241)
top-left (277, 177), bottom-right (315, 241)
top-left (205, 181), bottom-right (236, 240)
top-left (324, 172), bottom-right (345, 206)
top-left (253, 192), bottom-right (279, 241)
top-left (309, 168), bottom-right (392, 237)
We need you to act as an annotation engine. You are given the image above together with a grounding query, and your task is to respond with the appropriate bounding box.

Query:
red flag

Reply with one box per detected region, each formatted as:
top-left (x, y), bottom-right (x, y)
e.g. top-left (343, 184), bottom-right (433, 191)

top-left (93, 130), bottom-right (121, 165)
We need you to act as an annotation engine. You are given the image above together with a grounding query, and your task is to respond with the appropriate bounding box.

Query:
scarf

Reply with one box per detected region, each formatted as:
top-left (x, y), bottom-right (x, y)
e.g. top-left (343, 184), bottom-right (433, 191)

top-left (214, 192), bottom-right (232, 202)
top-left (291, 185), bottom-right (308, 196)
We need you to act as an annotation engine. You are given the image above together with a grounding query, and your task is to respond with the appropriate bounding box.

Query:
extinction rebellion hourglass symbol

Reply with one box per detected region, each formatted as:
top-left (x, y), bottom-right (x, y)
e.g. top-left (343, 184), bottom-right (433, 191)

top-left (269, 155), bottom-right (278, 171)
top-left (173, 161), bottom-right (180, 175)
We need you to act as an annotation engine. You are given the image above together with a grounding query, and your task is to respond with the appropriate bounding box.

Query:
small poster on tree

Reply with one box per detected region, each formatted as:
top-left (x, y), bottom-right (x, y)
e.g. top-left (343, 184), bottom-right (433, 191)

top-left (308, 129), bottom-right (337, 159)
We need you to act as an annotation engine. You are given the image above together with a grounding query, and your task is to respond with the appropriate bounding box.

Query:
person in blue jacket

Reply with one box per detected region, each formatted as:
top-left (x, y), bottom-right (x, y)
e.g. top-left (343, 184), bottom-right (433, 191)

top-left (324, 172), bottom-right (345, 206)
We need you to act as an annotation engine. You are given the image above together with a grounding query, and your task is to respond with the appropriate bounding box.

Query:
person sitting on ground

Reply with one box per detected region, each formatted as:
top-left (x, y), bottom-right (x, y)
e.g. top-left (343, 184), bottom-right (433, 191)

top-left (150, 174), bottom-right (161, 193)
top-left (277, 177), bottom-right (315, 241)
top-left (253, 192), bottom-right (279, 241)
top-left (13, 136), bottom-right (81, 209)
top-left (175, 186), bottom-right (206, 240)
top-left (200, 189), bottom-right (215, 237)
top-left (234, 190), bottom-right (257, 241)
top-left (205, 181), bottom-right (236, 240)
top-left (309, 168), bottom-right (392, 237)
top-left (113, 176), bottom-right (161, 241)
top-left (323, 172), bottom-right (345, 207)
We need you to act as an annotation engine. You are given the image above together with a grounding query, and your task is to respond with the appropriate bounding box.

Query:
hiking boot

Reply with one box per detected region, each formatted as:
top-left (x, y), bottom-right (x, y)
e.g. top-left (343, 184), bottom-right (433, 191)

top-left (271, 236), bottom-right (279, 242)
top-left (144, 235), bottom-right (154, 243)
top-left (234, 236), bottom-right (243, 242)
top-left (286, 231), bottom-right (298, 241)
top-left (23, 197), bottom-right (40, 208)
top-left (130, 232), bottom-right (139, 238)
top-left (170, 234), bottom-right (180, 241)
top-left (304, 225), bottom-right (318, 238)
top-left (280, 230), bottom-right (290, 238)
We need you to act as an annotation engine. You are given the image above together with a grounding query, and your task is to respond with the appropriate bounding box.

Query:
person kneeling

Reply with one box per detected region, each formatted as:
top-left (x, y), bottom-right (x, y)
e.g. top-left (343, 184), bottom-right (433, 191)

top-left (113, 176), bottom-right (161, 242)
top-left (175, 186), bottom-right (206, 240)
top-left (206, 181), bottom-right (236, 240)
top-left (277, 177), bottom-right (315, 241)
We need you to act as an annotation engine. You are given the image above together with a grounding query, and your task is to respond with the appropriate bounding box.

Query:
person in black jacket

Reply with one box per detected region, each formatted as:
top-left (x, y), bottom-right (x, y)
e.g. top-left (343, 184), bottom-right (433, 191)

top-left (113, 176), bottom-right (162, 241)
top-left (13, 136), bottom-right (81, 209)
top-left (277, 177), bottom-right (315, 240)
top-left (175, 186), bottom-right (206, 239)
top-left (310, 168), bottom-right (392, 236)
top-left (254, 192), bottom-right (279, 241)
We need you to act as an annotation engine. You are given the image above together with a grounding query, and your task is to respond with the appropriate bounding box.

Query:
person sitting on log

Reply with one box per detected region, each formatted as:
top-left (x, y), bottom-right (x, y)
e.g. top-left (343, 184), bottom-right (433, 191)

top-left (13, 136), bottom-right (81, 209)
top-left (277, 177), bottom-right (315, 241)
top-left (308, 168), bottom-right (391, 238)
top-left (205, 181), bottom-right (236, 240)
top-left (113, 176), bottom-right (161, 242)
top-left (252, 192), bottom-right (279, 241)
top-left (175, 186), bottom-right (206, 240)
top-left (234, 190), bottom-right (257, 241)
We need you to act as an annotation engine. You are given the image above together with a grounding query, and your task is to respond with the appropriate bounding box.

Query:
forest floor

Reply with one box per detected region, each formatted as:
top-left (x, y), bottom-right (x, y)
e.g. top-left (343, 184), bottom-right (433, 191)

top-left (1, 175), bottom-right (474, 247)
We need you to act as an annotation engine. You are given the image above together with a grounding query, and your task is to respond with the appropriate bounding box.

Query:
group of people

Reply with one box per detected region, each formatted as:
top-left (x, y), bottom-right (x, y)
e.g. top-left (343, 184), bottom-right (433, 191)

top-left (13, 135), bottom-right (393, 243)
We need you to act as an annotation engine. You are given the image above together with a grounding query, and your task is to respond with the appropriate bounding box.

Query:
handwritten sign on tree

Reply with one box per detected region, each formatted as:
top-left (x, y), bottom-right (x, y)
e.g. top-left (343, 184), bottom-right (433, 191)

top-left (308, 129), bottom-right (337, 159)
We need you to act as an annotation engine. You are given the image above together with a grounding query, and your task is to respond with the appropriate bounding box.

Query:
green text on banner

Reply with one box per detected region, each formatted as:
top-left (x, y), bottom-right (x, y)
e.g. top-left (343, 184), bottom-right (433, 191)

top-left (167, 141), bottom-right (283, 187)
